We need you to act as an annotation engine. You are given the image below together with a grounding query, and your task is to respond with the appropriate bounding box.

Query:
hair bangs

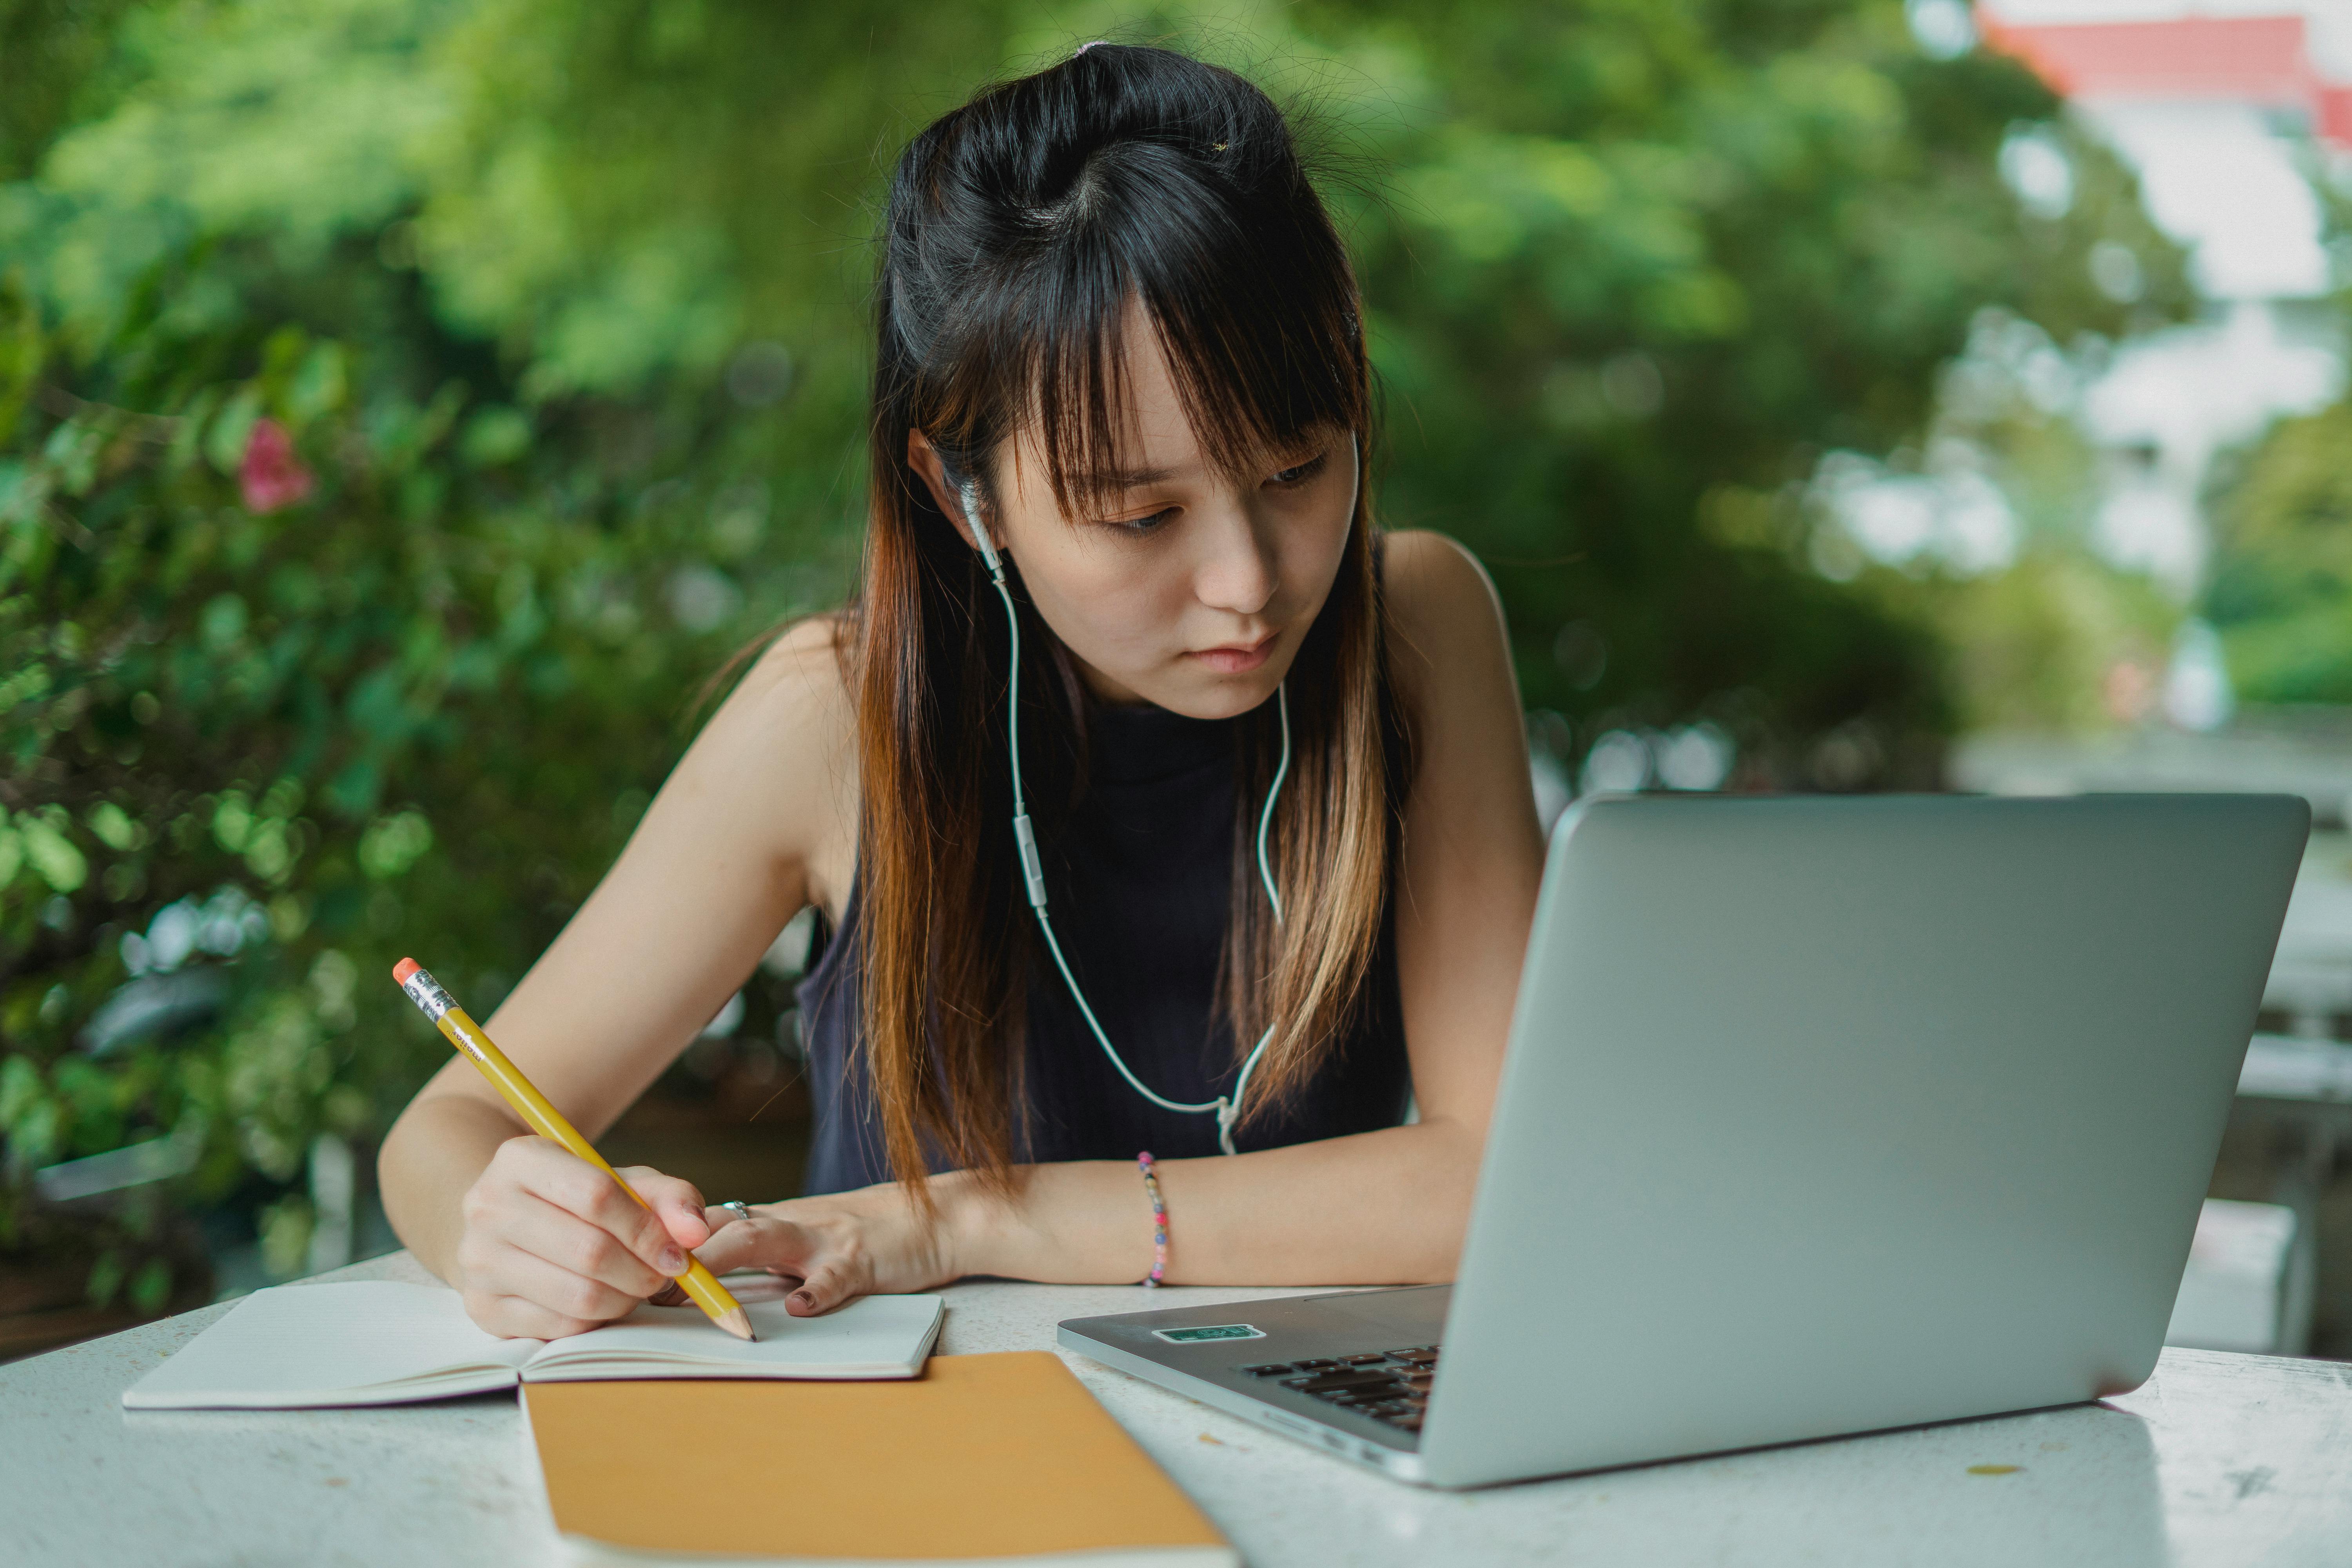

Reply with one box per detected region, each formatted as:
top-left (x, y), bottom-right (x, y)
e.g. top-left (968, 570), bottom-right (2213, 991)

top-left (920, 132), bottom-right (1365, 521)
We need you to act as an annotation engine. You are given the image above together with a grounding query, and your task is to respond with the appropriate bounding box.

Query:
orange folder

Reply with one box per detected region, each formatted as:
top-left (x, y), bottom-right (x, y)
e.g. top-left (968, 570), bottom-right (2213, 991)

top-left (522, 1351), bottom-right (1236, 1565)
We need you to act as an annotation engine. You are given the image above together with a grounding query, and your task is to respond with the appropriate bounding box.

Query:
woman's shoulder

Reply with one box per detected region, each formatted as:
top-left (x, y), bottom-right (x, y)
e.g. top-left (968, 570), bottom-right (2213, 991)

top-left (1377, 529), bottom-right (1511, 705)
top-left (731, 612), bottom-right (855, 713)
top-left (1381, 528), bottom-right (1500, 615)
top-left (677, 613), bottom-right (859, 884)
top-left (701, 614), bottom-right (857, 764)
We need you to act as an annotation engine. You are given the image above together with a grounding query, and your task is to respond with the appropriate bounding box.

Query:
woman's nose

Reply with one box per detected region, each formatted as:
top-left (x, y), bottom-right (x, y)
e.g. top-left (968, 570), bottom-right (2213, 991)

top-left (1192, 505), bottom-right (1278, 616)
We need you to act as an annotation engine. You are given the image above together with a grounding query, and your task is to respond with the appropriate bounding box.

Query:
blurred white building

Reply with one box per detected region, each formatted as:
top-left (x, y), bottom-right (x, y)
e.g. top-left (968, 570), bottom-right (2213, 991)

top-left (1829, 5), bottom-right (2352, 729)
top-left (1984, 1), bottom-right (2350, 619)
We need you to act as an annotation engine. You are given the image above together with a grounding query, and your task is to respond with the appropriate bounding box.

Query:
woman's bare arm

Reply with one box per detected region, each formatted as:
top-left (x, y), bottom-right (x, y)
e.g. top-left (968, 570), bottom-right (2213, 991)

top-left (376, 619), bottom-right (857, 1334)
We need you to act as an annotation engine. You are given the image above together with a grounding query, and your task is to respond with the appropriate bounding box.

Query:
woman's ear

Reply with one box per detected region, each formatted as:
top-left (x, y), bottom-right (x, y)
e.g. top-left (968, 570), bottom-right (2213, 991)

top-left (907, 430), bottom-right (989, 555)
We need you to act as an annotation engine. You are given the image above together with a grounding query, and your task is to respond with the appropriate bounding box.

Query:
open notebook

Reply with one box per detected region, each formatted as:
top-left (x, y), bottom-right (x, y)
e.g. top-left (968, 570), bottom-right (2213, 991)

top-left (123, 1279), bottom-right (944, 1409)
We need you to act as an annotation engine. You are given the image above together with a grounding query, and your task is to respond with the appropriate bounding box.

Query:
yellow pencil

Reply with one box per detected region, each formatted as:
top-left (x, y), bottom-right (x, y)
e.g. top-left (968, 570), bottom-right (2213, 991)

top-left (392, 957), bottom-right (755, 1341)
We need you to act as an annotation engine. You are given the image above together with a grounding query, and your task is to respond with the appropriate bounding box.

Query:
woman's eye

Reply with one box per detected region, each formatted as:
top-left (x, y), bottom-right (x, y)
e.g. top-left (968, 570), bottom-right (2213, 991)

top-left (1267, 451), bottom-right (1329, 488)
top-left (1091, 450), bottom-right (1329, 529)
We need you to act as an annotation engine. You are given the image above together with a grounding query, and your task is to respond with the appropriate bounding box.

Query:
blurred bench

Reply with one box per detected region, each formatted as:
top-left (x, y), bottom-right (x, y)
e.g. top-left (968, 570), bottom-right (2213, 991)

top-left (2216, 1016), bottom-right (2352, 1356)
top-left (2167, 1197), bottom-right (2296, 1352)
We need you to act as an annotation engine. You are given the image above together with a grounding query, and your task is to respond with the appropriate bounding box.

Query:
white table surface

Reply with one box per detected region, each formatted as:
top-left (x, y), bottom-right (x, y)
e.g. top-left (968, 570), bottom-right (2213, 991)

top-left (6, 1250), bottom-right (2351, 1566)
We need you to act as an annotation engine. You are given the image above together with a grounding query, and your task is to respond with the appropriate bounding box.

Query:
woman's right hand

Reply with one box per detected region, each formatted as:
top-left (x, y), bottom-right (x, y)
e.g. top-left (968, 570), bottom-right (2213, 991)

top-left (451, 1135), bottom-right (713, 1339)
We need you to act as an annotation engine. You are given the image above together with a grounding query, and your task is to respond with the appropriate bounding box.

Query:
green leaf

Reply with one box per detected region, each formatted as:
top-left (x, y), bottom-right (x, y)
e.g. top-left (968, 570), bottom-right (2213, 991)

top-left (0, 1055), bottom-right (44, 1128)
top-left (22, 816), bottom-right (87, 893)
top-left (288, 342), bottom-right (349, 425)
top-left (212, 789), bottom-right (254, 852)
top-left (128, 1256), bottom-right (174, 1315)
top-left (459, 405), bottom-right (531, 468)
top-left (258, 1195), bottom-right (315, 1279)
top-left (199, 593), bottom-right (249, 651)
top-left (358, 809), bottom-right (433, 879)
top-left (88, 801), bottom-right (138, 850)
top-left (11, 1097), bottom-right (63, 1169)
top-left (205, 388), bottom-right (263, 477)
top-left (85, 1249), bottom-right (125, 1310)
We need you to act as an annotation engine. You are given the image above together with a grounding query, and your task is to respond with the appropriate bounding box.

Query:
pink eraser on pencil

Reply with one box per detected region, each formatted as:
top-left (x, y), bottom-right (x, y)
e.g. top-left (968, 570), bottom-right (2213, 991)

top-left (392, 958), bottom-right (420, 985)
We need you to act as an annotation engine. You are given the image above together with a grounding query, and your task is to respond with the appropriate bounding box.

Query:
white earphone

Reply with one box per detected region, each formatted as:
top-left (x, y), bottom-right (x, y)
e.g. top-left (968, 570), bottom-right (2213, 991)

top-left (960, 478), bottom-right (1289, 1155)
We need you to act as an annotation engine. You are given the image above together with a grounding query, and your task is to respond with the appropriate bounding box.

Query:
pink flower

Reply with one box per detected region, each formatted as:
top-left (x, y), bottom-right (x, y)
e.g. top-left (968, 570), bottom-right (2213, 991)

top-left (240, 419), bottom-right (315, 514)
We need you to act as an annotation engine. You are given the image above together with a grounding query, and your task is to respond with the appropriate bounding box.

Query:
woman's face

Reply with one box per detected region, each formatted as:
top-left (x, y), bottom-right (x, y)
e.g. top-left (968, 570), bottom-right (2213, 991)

top-left (912, 321), bottom-right (1359, 719)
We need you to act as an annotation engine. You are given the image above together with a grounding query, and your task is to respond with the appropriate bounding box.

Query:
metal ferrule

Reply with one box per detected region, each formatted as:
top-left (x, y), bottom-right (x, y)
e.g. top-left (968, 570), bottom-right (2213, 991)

top-left (399, 967), bottom-right (456, 1024)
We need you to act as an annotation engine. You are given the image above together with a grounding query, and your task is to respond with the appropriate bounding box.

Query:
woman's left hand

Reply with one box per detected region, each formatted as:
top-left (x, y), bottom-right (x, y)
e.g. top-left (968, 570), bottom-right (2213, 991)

top-left (676, 1180), bottom-right (965, 1316)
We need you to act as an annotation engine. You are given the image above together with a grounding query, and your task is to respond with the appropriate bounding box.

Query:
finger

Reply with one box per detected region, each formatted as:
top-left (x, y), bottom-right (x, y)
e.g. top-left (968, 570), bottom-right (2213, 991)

top-left (492, 1241), bottom-right (654, 1327)
top-left (691, 1215), bottom-right (816, 1278)
top-left (617, 1166), bottom-right (712, 1249)
top-left (502, 1191), bottom-right (674, 1299)
top-left (716, 1272), bottom-right (803, 1303)
top-left (510, 1142), bottom-right (688, 1281)
top-left (789, 1261), bottom-right (855, 1317)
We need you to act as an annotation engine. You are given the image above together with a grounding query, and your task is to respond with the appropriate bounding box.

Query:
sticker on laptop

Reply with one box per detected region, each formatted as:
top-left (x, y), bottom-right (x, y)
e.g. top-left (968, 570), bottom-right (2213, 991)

top-left (1151, 1323), bottom-right (1266, 1344)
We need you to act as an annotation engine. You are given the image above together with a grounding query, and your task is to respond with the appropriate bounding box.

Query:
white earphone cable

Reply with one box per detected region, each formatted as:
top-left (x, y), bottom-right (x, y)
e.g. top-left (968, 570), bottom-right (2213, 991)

top-left (966, 481), bottom-right (1285, 1154)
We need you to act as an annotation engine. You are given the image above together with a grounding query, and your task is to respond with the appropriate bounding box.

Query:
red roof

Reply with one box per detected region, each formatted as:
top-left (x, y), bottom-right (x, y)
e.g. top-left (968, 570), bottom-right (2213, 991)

top-left (1980, 11), bottom-right (2352, 147)
top-left (2325, 83), bottom-right (2352, 144)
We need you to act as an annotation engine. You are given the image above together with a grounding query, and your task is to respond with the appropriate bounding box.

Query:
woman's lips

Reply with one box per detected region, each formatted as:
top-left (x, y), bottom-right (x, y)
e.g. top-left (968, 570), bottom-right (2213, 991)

top-left (1186, 633), bottom-right (1277, 675)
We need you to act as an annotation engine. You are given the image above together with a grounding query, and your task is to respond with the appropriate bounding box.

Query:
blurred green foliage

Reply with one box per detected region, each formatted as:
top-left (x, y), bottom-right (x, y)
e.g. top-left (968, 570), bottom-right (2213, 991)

top-left (1308, 2), bottom-right (2190, 760)
top-left (2196, 160), bottom-right (2349, 708)
top-left (2207, 400), bottom-right (2352, 704)
top-left (1836, 297), bottom-right (2189, 735)
top-left (3, 0), bottom-right (2188, 1307)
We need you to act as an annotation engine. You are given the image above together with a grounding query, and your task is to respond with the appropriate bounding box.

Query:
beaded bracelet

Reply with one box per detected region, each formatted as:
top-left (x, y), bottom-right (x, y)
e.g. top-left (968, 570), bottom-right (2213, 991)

top-left (1137, 1151), bottom-right (1169, 1287)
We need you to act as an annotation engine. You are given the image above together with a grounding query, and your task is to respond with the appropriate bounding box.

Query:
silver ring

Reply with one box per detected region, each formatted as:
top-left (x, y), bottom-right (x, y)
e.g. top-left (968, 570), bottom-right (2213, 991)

top-left (719, 1200), bottom-right (753, 1226)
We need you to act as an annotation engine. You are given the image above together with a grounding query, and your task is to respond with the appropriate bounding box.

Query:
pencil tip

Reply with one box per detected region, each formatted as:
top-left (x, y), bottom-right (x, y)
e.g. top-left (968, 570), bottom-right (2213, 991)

top-left (718, 1308), bottom-right (756, 1342)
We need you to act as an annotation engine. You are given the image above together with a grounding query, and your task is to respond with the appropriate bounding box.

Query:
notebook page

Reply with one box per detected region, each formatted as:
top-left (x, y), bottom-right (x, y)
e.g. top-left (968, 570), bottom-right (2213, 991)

top-left (123, 1281), bottom-right (541, 1408)
top-left (524, 1293), bottom-right (942, 1380)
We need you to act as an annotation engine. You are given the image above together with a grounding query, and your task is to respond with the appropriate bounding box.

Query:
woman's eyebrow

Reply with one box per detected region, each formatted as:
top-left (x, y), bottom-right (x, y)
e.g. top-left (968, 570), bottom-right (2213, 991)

top-left (1083, 463), bottom-right (1180, 491)
top-left (1073, 436), bottom-right (1321, 494)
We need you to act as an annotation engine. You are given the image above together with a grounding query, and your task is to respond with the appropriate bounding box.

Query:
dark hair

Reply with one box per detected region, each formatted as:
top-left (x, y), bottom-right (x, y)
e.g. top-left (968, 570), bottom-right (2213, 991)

top-left (848, 42), bottom-right (1406, 1196)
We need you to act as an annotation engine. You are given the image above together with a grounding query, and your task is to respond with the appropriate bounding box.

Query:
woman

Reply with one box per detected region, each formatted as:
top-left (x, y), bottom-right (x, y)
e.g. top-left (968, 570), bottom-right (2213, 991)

top-left (379, 43), bottom-right (1544, 1339)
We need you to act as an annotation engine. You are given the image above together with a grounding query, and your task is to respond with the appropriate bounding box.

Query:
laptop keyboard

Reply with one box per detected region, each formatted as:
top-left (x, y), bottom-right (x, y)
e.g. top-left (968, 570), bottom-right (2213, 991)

top-left (1237, 1345), bottom-right (1440, 1433)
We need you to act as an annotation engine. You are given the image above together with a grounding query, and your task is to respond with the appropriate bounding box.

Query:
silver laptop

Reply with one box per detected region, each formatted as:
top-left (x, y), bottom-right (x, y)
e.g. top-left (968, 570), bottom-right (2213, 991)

top-left (1059, 793), bottom-right (2308, 1488)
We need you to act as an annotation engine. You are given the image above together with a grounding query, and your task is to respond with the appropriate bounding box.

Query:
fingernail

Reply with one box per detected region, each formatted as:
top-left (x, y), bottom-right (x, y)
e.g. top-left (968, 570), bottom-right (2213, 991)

top-left (790, 1291), bottom-right (814, 1311)
top-left (658, 1246), bottom-right (686, 1274)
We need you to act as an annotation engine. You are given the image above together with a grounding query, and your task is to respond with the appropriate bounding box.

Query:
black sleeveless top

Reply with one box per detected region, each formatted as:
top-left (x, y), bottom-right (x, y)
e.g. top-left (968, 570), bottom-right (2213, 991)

top-left (794, 697), bottom-right (1413, 1193)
